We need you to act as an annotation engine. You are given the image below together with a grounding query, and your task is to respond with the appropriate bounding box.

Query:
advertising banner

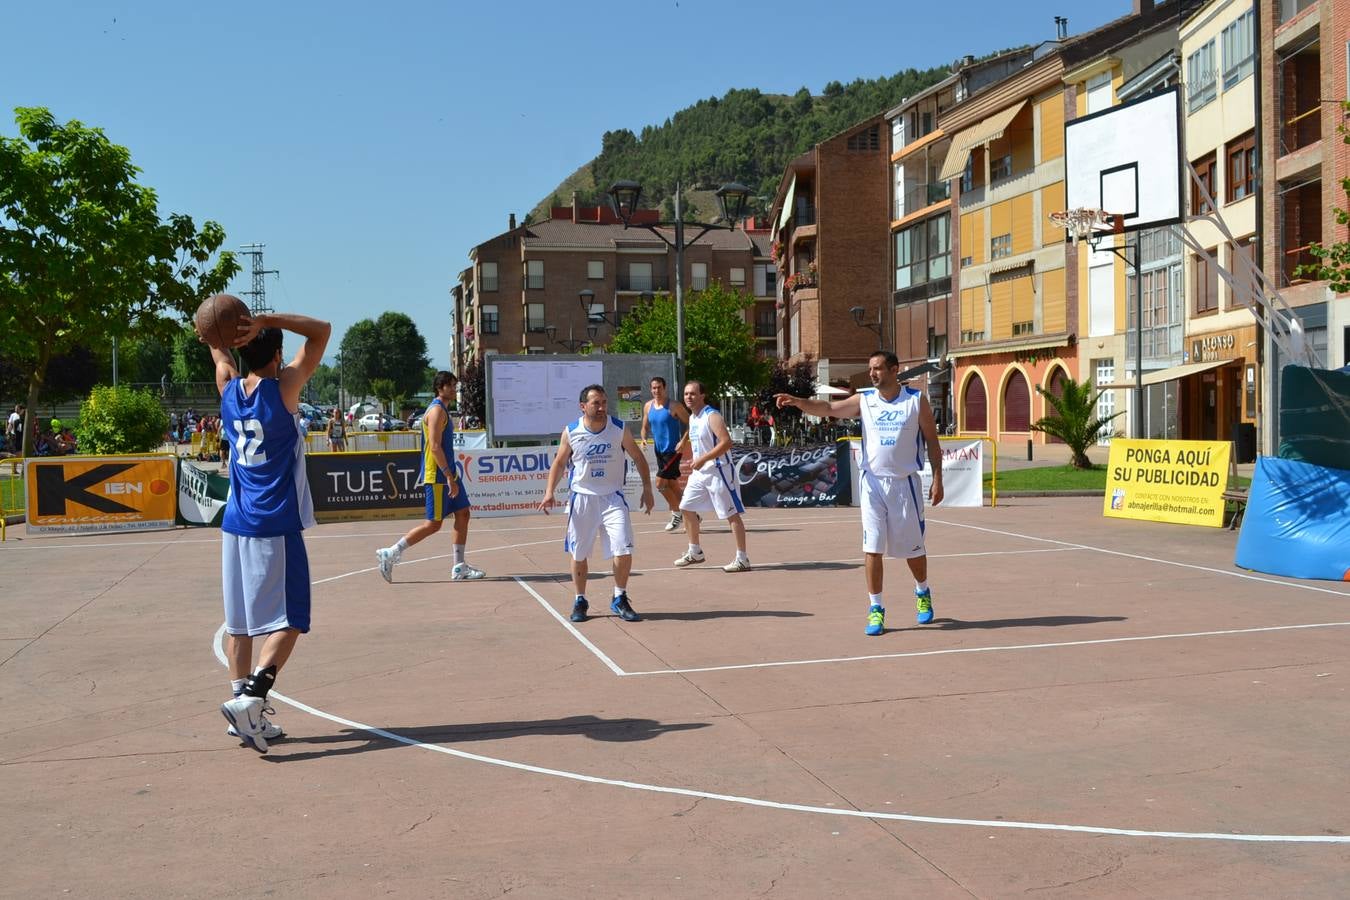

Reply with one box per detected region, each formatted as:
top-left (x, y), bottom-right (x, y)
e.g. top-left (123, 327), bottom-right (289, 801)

top-left (25, 455), bottom-right (177, 534)
top-left (305, 450), bottom-right (424, 523)
top-left (1103, 439), bottom-right (1229, 527)
top-left (176, 460), bottom-right (229, 527)
top-left (732, 444), bottom-right (842, 508)
top-left (847, 438), bottom-right (984, 508)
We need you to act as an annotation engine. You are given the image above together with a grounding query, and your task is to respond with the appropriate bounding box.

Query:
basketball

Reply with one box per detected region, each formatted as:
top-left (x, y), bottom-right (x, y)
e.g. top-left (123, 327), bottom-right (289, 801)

top-left (194, 294), bottom-right (250, 350)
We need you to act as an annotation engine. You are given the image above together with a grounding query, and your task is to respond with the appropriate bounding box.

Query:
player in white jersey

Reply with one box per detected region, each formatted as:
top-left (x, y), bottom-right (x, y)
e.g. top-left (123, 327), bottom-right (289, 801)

top-left (674, 381), bottom-right (752, 573)
top-left (539, 385), bottom-right (654, 623)
top-left (776, 350), bottom-right (943, 635)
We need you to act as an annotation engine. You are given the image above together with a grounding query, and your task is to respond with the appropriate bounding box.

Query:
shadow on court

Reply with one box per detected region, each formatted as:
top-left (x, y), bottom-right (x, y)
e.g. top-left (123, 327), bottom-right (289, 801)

top-left (900, 615), bottom-right (1127, 631)
top-left (263, 715), bottom-right (711, 763)
top-left (638, 609), bottom-right (813, 622)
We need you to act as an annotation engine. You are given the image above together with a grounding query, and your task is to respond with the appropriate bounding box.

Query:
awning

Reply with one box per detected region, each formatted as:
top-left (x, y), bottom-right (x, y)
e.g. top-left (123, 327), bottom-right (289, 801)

top-left (1140, 358), bottom-right (1234, 386)
top-left (937, 100), bottom-right (1027, 181)
top-left (946, 333), bottom-right (1070, 359)
top-left (816, 384), bottom-right (851, 397)
top-left (775, 174), bottom-right (798, 236)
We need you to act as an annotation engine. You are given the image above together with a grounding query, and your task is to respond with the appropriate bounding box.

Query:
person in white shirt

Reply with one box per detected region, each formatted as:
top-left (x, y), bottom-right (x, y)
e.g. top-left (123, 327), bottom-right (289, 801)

top-left (673, 381), bottom-right (752, 573)
top-left (539, 385), bottom-right (654, 623)
top-left (776, 351), bottom-right (943, 635)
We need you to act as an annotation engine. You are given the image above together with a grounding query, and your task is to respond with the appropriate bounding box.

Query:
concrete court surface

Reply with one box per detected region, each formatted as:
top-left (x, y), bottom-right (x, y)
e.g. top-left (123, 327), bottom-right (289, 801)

top-left (2, 497), bottom-right (1349, 898)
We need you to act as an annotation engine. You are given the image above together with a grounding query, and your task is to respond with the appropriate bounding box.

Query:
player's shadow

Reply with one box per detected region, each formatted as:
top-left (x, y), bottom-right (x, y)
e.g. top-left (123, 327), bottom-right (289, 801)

top-left (747, 561), bottom-right (859, 572)
top-left (638, 609), bottom-right (813, 621)
top-left (392, 573), bottom-right (572, 584)
top-left (263, 715), bottom-right (710, 763)
top-left (909, 615), bottom-right (1127, 631)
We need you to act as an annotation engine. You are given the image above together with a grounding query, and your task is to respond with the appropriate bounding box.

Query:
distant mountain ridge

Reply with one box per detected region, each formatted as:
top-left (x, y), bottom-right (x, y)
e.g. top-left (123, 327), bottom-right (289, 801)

top-left (529, 66), bottom-right (966, 224)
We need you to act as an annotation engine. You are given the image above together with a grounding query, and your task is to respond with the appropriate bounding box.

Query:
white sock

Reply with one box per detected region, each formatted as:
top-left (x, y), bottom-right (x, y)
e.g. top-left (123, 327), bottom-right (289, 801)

top-left (613, 586), bottom-right (625, 598)
top-left (453, 544), bottom-right (466, 566)
top-left (230, 678), bottom-right (246, 697)
top-left (689, 543), bottom-right (702, 555)
top-left (735, 550), bottom-right (749, 563)
top-left (575, 593), bottom-right (586, 603)
top-left (393, 537), bottom-right (409, 556)
top-left (915, 580), bottom-right (929, 594)
top-left (868, 593), bottom-right (883, 608)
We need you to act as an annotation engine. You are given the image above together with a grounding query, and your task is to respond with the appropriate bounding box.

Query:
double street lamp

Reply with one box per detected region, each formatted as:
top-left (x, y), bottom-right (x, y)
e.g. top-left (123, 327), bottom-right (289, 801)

top-left (606, 179), bottom-right (751, 386)
top-left (849, 305), bottom-right (885, 341)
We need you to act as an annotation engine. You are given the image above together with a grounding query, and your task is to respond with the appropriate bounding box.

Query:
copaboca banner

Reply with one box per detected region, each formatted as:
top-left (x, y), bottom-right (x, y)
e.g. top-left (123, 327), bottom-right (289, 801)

top-left (731, 444), bottom-right (842, 508)
top-left (847, 438), bottom-right (984, 508)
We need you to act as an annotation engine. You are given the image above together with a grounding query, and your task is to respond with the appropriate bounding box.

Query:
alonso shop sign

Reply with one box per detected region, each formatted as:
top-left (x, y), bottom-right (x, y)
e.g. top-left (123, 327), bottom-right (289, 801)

top-left (1103, 439), bottom-right (1230, 528)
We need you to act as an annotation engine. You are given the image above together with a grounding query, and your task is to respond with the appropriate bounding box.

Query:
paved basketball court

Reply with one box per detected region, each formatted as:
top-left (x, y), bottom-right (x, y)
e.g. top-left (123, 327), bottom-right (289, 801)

top-left (3, 498), bottom-right (1349, 897)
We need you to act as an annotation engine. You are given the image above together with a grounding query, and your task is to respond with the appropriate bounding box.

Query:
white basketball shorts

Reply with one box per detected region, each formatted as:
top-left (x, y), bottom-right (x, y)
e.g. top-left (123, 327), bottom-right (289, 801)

top-left (680, 464), bottom-right (745, 520)
top-left (222, 531), bottom-right (312, 636)
top-left (564, 491), bottom-right (636, 562)
top-left (860, 471), bottom-right (927, 559)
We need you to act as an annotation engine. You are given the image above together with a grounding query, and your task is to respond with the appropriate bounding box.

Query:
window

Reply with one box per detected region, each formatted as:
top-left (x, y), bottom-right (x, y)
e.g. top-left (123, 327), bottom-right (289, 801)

top-left (1086, 71), bottom-right (1112, 114)
top-left (894, 215), bottom-right (950, 290)
top-left (1012, 321), bottom-right (1035, 336)
top-left (481, 304), bottom-right (499, 335)
top-left (690, 262), bottom-right (707, 291)
top-left (1186, 40), bottom-right (1217, 113)
top-left (755, 306), bottom-right (776, 338)
top-left (729, 267), bottom-right (746, 286)
top-left (481, 261), bottom-right (498, 292)
top-left (527, 346), bottom-right (545, 355)
top-left (1226, 132), bottom-right (1256, 203)
top-left (990, 154), bottom-right (1012, 181)
top-left (765, 266), bottom-right (777, 296)
top-left (587, 260), bottom-right (604, 280)
top-left (1125, 229), bottom-right (1184, 365)
top-left (846, 124), bottom-right (881, 151)
top-left (525, 259), bottom-right (544, 290)
top-left (991, 233), bottom-right (1012, 259)
top-left (1094, 359), bottom-right (1115, 445)
top-left (961, 156), bottom-right (975, 193)
top-left (627, 262), bottom-right (653, 292)
top-left (1221, 9), bottom-right (1255, 89)
top-left (1191, 152), bottom-right (1217, 214)
top-left (961, 329), bottom-right (986, 342)
top-left (1193, 250), bottom-right (1218, 314)
top-left (526, 302), bottom-right (546, 332)
top-left (963, 374), bottom-right (987, 432)
top-left (893, 162), bottom-right (905, 219)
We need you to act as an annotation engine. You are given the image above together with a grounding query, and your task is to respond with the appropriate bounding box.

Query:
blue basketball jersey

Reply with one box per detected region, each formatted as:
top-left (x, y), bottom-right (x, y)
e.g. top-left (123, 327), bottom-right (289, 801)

top-left (417, 398), bottom-right (456, 484)
top-left (647, 400), bottom-right (684, 453)
top-left (221, 377), bottom-right (315, 536)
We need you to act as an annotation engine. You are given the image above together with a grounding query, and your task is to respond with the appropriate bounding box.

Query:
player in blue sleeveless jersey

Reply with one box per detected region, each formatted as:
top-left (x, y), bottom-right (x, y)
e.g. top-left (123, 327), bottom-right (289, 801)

top-left (375, 371), bottom-right (485, 582)
top-left (539, 385), bottom-right (654, 623)
top-left (777, 351), bottom-right (944, 636)
top-left (640, 375), bottom-right (689, 532)
top-left (203, 307), bottom-right (330, 753)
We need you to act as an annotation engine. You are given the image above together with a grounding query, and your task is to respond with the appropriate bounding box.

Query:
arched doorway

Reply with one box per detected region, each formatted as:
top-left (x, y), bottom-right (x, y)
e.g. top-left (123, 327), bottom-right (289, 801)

top-left (963, 373), bottom-right (987, 433)
top-left (1003, 369), bottom-right (1030, 433)
top-left (1044, 367), bottom-right (1068, 443)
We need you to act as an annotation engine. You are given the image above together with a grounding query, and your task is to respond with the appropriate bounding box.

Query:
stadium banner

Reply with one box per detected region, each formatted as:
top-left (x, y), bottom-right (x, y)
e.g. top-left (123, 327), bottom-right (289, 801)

top-left (25, 455), bottom-right (177, 534)
top-left (1103, 439), bottom-right (1229, 527)
top-left (176, 460), bottom-right (229, 527)
top-left (305, 449), bottom-right (424, 523)
top-left (846, 439), bottom-right (984, 508)
top-left (732, 444), bottom-right (842, 508)
top-left (457, 444), bottom-right (648, 518)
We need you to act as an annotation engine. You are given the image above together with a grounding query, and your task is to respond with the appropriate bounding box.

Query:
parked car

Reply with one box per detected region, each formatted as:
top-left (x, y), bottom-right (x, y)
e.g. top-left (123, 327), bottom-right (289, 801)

top-left (357, 412), bottom-right (398, 432)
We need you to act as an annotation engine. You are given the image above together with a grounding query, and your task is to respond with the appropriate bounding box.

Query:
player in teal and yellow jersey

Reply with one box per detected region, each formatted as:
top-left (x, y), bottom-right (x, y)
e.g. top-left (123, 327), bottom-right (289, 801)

top-left (375, 371), bottom-right (486, 582)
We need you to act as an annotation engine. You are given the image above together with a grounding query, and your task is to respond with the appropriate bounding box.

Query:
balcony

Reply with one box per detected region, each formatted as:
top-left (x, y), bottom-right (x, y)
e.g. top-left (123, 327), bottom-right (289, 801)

top-left (894, 182), bottom-right (951, 220)
top-left (1278, 0), bottom-right (1315, 25)
top-left (616, 271), bottom-right (671, 292)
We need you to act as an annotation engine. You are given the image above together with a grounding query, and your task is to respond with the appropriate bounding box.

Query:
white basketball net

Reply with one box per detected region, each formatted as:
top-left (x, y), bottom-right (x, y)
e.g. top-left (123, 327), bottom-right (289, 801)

top-left (1048, 208), bottom-right (1111, 244)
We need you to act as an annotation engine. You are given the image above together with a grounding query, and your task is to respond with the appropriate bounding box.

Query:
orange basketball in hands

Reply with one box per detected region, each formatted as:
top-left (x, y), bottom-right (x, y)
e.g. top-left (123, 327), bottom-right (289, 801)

top-left (194, 294), bottom-right (249, 350)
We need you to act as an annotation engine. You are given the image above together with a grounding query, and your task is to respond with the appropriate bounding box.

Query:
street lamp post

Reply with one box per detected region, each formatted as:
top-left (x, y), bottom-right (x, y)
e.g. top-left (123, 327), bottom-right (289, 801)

top-left (607, 179), bottom-right (750, 388)
top-left (848, 305), bottom-right (884, 342)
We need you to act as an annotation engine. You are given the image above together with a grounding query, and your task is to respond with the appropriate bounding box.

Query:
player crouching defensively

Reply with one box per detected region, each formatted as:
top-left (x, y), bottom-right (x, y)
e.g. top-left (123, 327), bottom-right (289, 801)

top-left (776, 350), bottom-right (943, 635)
top-left (201, 305), bottom-right (330, 753)
top-left (538, 385), bottom-right (654, 623)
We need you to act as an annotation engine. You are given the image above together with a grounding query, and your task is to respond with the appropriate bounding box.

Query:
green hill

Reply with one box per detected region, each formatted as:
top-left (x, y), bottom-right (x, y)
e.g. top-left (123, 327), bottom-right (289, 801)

top-left (530, 68), bottom-right (960, 223)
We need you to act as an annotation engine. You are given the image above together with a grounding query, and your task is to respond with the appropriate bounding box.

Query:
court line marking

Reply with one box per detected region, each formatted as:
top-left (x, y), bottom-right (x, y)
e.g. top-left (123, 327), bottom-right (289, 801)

top-left (513, 577), bottom-right (626, 676)
top-left (210, 624), bottom-right (1350, 844)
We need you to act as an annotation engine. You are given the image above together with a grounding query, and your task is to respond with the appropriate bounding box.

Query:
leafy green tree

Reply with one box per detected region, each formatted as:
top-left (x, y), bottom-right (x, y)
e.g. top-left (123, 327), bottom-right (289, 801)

top-left (1031, 377), bottom-right (1120, 469)
top-left (369, 377), bottom-right (401, 417)
top-left (1296, 101), bottom-right (1350, 291)
top-left (338, 319), bottom-right (381, 398)
top-left (172, 324), bottom-right (217, 383)
top-left (757, 354), bottom-right (817, 430)
top-left (0, 107), bottom-right (238, 455)
top-left (306, 362), bottom-right (340, 405)
top-left (76, 385), bottom-right (169, 454)
top-left (608, 281), bottom-right (770, 399)
top-left (338, 312), bottom-right (430, 401)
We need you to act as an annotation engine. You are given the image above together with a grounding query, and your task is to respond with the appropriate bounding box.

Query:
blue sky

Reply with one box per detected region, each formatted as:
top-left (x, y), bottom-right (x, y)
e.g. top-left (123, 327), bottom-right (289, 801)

top-left (1, 0), bottom-right (1120, 367)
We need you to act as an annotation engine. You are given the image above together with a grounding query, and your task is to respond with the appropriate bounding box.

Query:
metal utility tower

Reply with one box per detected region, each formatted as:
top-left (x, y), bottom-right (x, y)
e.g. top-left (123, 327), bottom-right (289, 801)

top-left (238, 243), bottom-right (279, 315)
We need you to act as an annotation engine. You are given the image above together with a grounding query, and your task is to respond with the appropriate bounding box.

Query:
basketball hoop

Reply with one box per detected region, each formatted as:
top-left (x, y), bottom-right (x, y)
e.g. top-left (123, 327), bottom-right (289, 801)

top-left (1048, 208), bottom-right (1122, 246)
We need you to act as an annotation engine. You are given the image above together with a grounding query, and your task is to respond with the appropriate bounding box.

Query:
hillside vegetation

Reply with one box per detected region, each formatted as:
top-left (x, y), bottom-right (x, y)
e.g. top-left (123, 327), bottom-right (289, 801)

top-left (530, 67), bottom-right (960, 223)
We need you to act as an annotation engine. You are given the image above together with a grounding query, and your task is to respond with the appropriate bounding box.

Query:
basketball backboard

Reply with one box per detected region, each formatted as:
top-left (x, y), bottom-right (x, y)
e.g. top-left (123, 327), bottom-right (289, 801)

top-left (1063, 85), bottom-right (1182, 233)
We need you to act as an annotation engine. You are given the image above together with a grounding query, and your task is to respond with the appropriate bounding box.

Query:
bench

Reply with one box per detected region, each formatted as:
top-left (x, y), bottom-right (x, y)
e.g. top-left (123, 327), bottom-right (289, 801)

top-left (1222, 443), bottom-right (1248, 530)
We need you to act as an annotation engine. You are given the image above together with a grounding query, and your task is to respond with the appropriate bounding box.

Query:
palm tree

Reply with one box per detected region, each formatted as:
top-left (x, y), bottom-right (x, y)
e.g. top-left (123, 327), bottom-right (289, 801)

top-left (1031, 376), bottom-right (1121, 469)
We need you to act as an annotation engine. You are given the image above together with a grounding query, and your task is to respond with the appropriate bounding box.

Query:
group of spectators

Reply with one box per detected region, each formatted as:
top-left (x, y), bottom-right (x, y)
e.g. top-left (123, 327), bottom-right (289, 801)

top-left (2, 404), bottom-right (77, 457)
top-left (169, 409), bottom-right (226, 461)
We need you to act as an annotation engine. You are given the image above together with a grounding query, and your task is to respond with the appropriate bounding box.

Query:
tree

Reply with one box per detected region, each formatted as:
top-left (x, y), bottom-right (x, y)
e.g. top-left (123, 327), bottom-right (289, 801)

top-left (369, 377), bottom-right (401, 416)
top-left (459, 360), bottom-right (485, 425)
top-left (171, 323), bottom-right (216, 383)
top-left (1030, 376), bottom-right (1121, 469)
top-left (757, 354), bottom-right (817, 430)
top-left (607, 281), bottom-right (770, 399)
top-left (337, 319), bottom-right (381, 398)
top-left (1296, 101), bottom-right (1350, 292)
top-left (337, 312), bottom-right (430, 401)
top-left (306, 362), bottom-right (340, 405)
top-left (0, 107), bottom-right (238, 454)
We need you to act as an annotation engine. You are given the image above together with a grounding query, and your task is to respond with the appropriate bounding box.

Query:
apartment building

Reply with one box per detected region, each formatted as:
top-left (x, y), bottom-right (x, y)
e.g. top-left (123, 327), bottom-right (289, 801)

top-left (458, 201), bottom-right (770, 366)
top-left (1261, 0), bottom-right (1349, 435)
top-left (770, 114), bottom-right (892, 388)
top-left (885, 49), bottom-right (1034, 432)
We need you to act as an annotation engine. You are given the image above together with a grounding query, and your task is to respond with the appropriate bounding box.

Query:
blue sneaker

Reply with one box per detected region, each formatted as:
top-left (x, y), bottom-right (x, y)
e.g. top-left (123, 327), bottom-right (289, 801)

top-left (865, 604), bottom-right (885, 636)
top-left (569, 598), bottom-right (589, 622)
top-left (611, 593), bottom-right (641, 622)
top-left (915, 589), bottom-right (934, 624)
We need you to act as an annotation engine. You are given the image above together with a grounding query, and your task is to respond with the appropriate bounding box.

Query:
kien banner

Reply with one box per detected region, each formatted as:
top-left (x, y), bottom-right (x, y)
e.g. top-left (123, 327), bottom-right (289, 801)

top-left (26, 456), bottom-right (177, 534)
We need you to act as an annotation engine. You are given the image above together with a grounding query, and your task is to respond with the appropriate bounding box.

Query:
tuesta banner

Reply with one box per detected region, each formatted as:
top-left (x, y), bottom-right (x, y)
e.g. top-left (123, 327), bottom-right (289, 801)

top-left (1103, 439), bottom-right (1229, 527)
top-left (25, 455), bottom-right (178, 534)
top-left (305, 449), bottom-right (424, 523)
top-left (176, 460), bottom-right (229, 527)
top-left (846, 439), bottom-right (984, 508)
